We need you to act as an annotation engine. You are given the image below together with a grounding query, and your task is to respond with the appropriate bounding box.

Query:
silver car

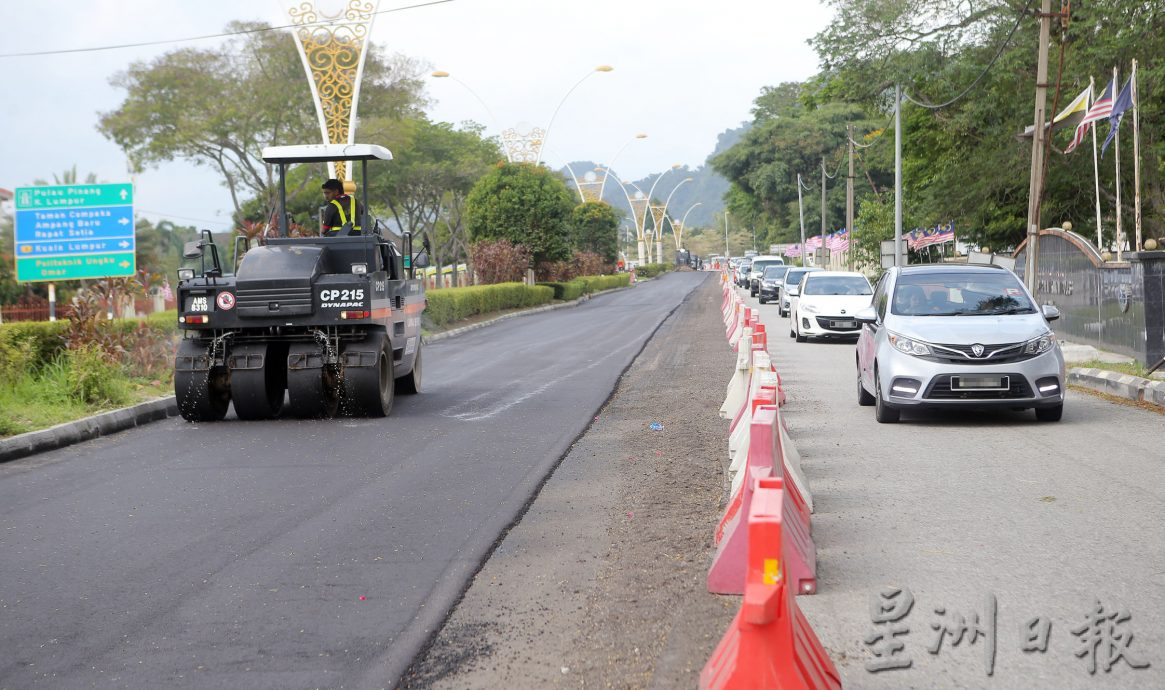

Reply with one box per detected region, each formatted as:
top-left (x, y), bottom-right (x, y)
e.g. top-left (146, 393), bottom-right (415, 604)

top-left (855, 264), bottom-right (1065, 423)
top-left (777, 266), bottom-right (822, 317)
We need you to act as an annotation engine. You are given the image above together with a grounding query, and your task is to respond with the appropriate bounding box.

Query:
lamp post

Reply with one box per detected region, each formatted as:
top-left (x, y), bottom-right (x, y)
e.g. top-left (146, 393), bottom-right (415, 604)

top-left (675, 201), bottom-right (702, 251)
top-left (717, 209), bottom-right (726, 258)
top-left (535, 65), bottom-right (614, 166)
top-left (603, 169), bottom-right (648, 264)
top-left (598, 133), bottom-right (647, 200)
top-left (659, 177), bottom-right (693, 259)
top-left (644, 164), bottom-right (681, 263)
top-left (430, 70), bottom-right (511, 159)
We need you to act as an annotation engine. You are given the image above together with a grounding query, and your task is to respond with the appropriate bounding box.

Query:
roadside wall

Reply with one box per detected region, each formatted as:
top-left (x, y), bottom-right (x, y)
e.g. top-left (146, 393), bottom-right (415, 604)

top-left (1015, 228), bottom-right (1165, 365)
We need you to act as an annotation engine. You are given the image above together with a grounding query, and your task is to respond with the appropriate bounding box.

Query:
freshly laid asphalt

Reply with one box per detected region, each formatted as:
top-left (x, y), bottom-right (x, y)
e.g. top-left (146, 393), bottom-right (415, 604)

top-left (740, 286), bottom-right (1165, 689)
top-left (0, 272), bottom-right (707, 690)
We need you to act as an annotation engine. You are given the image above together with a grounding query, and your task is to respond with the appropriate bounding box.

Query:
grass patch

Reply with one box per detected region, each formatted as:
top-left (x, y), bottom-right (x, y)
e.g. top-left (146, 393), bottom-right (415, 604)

top-left (1072, 359), bottom-right (1155, 378)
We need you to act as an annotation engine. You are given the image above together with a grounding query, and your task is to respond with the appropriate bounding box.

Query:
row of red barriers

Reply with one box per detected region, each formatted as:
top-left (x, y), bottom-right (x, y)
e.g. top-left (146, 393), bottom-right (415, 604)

top-left (700, 275), bottom-right (841, 690)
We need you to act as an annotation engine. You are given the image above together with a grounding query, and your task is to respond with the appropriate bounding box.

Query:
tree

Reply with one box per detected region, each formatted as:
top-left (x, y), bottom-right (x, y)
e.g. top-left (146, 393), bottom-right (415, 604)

top-left (98, 21), bottom-right (428, 222)
top-left (465, 163), bottom-right (576, 274)
top-left (359, 118), bottom-right (502, 285)
top-left (571, 201), bottom-right (622, 264)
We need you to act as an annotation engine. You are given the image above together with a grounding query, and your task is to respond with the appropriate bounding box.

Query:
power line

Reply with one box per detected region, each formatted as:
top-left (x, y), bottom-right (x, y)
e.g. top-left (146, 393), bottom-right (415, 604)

top-left (0, 0), bottom-right (455, 59)
top-left (902, 0), bottom-right (1034, 110)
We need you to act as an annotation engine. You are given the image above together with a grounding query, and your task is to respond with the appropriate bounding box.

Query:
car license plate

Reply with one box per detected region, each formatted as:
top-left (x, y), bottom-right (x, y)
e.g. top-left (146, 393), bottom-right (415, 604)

top-left (832, 320), bottom-right (856, 329)
top-left (952, 375), bottom-right (1008, 390)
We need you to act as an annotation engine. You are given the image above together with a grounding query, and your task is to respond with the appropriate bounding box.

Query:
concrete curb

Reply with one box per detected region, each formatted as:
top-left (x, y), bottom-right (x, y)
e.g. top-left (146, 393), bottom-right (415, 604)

top-left (1068, 367), bottom-right (1165, 409)
top-left (0, 396), bottom-right (179, 464)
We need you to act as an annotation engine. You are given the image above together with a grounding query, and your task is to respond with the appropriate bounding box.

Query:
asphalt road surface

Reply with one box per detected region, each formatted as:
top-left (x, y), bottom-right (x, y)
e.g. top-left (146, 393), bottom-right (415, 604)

top-left (0, 272), bottom-right (706, 690)
top-left (742, 286), bottom-right (1164, 689)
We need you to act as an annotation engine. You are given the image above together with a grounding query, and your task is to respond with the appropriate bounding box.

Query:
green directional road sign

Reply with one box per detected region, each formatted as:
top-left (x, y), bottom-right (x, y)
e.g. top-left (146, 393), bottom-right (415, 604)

top-left (14, 184), bottom-right (133, 210)
top-left (13, 183), bottom-right (135, 282)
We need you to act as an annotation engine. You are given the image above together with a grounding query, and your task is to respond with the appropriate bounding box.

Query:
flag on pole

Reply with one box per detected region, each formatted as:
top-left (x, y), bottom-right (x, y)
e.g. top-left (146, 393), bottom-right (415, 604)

top-left (805, 235), bottom-right (823, 250)
top-left (1101, 76), bottom-right (1135, 157)
top-left (1054, 85), bottom-right (1091, 127)
top-left (785, 244), bottom-right (802, 258)
top-left (1066, 78), bottom-right (1115, 154)
top-left (162, 280), bottom-right (173, 301)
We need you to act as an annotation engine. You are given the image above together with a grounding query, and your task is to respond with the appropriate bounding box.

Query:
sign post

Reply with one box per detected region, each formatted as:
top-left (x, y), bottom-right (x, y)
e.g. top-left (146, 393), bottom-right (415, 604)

top-left (13, 183), bottom-right (136, 283)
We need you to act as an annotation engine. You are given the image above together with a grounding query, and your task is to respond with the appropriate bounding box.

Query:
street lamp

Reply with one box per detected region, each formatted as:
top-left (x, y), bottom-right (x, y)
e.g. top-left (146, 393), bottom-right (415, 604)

top-left (659, 177), bottom-right (693, 260)
top-left (430, 69), bottom-right (525, 163)
top-left (675, 201), bottom-right (703, 251)
top-left (535, 65), bottom-right (614, 166)
top-left (642, 164), bottom-right (681, 263)
top-left (598, 132), bottom-right (647, 200)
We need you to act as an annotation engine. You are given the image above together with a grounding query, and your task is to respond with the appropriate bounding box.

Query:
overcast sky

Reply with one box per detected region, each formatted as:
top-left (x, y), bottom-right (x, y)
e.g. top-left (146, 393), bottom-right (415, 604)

top-left (0, 0), bottom-right (834, 230)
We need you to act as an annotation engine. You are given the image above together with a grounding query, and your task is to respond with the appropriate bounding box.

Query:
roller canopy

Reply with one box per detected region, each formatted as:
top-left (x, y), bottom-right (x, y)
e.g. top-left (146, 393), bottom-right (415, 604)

top-left (261, 144), bottom-right (393, 164)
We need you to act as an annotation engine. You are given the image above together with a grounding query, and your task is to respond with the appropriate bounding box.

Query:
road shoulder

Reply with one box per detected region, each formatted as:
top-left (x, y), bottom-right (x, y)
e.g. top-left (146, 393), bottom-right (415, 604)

top-left (402, 273), bottom-right (737, 689)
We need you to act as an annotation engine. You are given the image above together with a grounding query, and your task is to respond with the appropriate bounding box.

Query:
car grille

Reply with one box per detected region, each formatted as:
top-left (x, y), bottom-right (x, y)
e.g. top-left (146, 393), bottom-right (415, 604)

top-left (237, 285), bottom-right (313, 317)
top-left (815, 316), bottom-right (860, 331)
top-left (924, 374), bottom-right (1034, 400)
top-left (924, 341), bottom-right (1037, 365)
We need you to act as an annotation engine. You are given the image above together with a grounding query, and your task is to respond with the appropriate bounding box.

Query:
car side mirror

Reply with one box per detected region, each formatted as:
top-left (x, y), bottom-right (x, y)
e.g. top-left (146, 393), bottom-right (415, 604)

top-left (413, 251), bottom-right (430, 269)
top-left (787, 287), bottom-right (799, 297)
top-left (1041, 304), bottom-right (1061, 321)
top-left (855, 306), bottom-right (878, 324)
top-left (183, 241), bottom-right (204, 260)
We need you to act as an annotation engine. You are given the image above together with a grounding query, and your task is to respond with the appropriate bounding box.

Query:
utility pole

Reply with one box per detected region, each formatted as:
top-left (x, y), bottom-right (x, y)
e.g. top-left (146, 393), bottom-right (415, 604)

top-left (1024, 0), bottom-right (1053, 293)
top-left (797, 174), bottom-right (807, 267)
top-left (894, 84), bottom-right (903, 267)
top-left (820, 156), bottom-right (827, 267)
top-left (847, 123), bottom-right (856, 271)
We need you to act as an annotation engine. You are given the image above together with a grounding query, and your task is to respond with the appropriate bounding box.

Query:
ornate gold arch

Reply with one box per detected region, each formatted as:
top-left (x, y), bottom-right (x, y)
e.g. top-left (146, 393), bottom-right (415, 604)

top-left (288, 1), bottom-right (378, 181)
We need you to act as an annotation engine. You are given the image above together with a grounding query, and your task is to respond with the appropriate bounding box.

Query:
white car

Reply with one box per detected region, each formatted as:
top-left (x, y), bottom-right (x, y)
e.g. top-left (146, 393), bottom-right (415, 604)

top-left (789, 271), bottom-right (873, 342)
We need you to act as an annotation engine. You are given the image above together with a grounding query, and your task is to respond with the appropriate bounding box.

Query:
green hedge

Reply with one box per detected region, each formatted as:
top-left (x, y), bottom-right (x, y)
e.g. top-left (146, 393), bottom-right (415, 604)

top-left (1, 313), bottom-right (178, 373)
top-left (635, 263), bottom-right (673, 279)
top-left (425, 283), bottom-right (554, 327)
top-left (538, 274), bottom-right (630, 300)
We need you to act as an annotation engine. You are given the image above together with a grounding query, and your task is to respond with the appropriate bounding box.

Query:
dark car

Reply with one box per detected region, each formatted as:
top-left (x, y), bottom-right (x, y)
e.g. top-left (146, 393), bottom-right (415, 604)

top-left (758, 265), bottom-right (791, 304)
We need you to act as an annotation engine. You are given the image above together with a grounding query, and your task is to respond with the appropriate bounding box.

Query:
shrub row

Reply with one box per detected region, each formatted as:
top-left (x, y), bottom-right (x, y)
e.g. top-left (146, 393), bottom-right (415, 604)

top-left (425, 283), bottom-right (554, 327)
top-left (0, 312), bottom-right (178, 374)
top-left (538, 273), bottom-right (630, 301)
top-left (634, 263), bottom-right (673, 279)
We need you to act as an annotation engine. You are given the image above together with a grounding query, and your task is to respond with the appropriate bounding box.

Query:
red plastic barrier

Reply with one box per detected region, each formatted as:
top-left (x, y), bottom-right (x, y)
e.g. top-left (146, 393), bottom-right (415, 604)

top-left (700, 480), bottom-right (841, 690)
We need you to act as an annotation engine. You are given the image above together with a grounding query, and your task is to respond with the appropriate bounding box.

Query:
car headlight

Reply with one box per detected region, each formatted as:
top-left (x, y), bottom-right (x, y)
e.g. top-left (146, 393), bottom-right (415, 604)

top-left (888, 332), bottom-right (933, 356)
top-left (1023, 332), bottom-right (1056, 355)
top-left (177, 268), bottom-right (195, 281)
top-left (802, 304), bottom-right (820, 314)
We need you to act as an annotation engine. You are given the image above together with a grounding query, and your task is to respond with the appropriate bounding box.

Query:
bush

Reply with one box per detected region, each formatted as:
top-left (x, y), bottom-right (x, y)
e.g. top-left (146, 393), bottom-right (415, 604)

top-left (538, 281), bottom-right (586, 301)
top-left (538, 273), bottom-right (629, 301)
top-left (0, 320), bottom-right (70, 371)
top-left (425, 283), bottom-right (554, 327)
top-left (66, 344), bottom-right (129, 406)
top-left (470, 239), bottom-right (534, 284)
top-left (635, 263), bottom-right (673, 279)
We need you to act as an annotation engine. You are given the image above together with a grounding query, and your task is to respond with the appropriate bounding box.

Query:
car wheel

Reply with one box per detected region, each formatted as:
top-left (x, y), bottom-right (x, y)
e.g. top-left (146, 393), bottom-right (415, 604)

top-left (794, 316), bottom-right (807, 343)
top-left (758, 297), bottom-right (766, 304)
top-left (857, 361), bottom-right (875, 406)
top-left (1035, 404), bottom-right (1063, 422)
top-left (874, 371), bottom-right (900, 423)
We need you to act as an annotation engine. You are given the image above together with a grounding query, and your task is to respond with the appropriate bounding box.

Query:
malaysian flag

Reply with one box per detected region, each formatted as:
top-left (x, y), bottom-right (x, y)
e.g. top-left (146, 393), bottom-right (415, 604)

top-left (826, 229), bottom-right (850, 252)
top-left (915, 223), bottom-right (956, 249)
top-left (805, 235), bottom-right (823, 250)
top-left (906, 228), bottom-right (923, 251)
top-left (162, 280), bottom-right (173, 301)
top-left (1065, 78), bottom-right (1115, 154)
top-left (785, 244), bottom-right (802, 258)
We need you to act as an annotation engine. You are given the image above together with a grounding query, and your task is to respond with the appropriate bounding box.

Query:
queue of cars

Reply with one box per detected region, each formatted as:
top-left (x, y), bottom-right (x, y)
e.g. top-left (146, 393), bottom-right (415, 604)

top-left (741, 260), bottom-right (1066, 424)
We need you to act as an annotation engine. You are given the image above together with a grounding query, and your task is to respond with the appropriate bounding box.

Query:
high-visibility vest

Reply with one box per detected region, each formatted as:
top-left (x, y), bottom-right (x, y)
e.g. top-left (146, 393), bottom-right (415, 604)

top-left (329, 195), bottom-right (361, 232)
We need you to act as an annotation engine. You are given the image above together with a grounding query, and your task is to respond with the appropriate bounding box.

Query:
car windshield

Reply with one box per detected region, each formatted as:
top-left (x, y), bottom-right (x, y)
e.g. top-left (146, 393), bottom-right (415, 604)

top-left (892, 272), bottom-right (1036, 316)
top-left (763, 266), bottom-right (789, 280)
top-left (751, 259), bottom-right (783, 273)
top-left (803, 275), bottom-right (871, 296)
